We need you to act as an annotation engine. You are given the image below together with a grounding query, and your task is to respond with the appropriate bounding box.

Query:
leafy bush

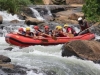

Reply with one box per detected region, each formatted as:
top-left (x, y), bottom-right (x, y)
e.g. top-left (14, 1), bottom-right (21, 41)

top-left (0, 0), bottom-right (32, 14)
top-left (82, 0), bottom-right (100, 22)
top-left (30, 0), bottom-right (44, 5)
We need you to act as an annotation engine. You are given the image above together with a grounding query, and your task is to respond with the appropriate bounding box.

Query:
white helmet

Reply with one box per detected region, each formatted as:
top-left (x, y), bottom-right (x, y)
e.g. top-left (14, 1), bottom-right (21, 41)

top-left (78, 17), bottom-right (82, 21)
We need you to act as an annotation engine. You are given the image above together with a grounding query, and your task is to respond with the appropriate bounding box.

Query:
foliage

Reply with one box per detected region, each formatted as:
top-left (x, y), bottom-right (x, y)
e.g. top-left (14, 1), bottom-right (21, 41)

top-left (30, 0), bottom-right (44, 5)
top-left (0, 0), bottom-right (32, 14)
top-left (82, 0), bottom-right (100, 22)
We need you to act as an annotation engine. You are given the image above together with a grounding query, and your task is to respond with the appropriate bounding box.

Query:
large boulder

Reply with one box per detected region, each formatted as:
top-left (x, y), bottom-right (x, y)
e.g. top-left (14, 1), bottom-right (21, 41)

top-left (10, 19), bottom-right (19, 23)
top-left (21, 13), bottom-right (44, 25)
top-left (61, 40), bottom-right (100, 63)
top-left (25, 17), bottom-right (44, 25)
top-left (0, 15), bottom-right (3, 24)
top-left (0, 55), bottom-right (11, 63)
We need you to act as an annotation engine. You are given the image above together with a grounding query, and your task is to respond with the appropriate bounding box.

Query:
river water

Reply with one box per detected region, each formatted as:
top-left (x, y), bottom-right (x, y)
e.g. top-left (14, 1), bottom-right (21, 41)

top-left (0, 10), bottom-right (100, 75)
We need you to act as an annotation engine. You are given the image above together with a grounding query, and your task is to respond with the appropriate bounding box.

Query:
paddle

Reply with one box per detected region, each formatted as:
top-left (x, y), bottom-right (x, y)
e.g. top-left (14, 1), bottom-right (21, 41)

top-left (67, 33), bottom-right (74, 38)
top-left (51, 35), bottom-right (57, 40)
top-left (78, 22), bottom-right (100, 35)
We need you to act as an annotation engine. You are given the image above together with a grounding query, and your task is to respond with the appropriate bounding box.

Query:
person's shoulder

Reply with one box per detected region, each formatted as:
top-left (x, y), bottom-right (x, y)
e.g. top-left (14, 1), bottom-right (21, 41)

top-left (83, 19), bottom-right (87, 22)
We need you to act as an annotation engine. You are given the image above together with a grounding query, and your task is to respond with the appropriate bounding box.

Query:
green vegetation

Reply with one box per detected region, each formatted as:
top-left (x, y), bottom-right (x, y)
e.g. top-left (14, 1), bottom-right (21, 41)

top-left (0, 0), bottom-right (44, 14)
top-left (0, 0), bottom-right (32, 14)
top-left (30, 0), bottom-right (44, 5)
top-left (82, 0), bottom-right (100, 22)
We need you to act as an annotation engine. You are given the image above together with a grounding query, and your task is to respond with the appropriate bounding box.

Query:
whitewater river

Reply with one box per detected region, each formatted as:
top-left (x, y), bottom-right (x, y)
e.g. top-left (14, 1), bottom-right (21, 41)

top-left (0, 36), bottom-right (100, 75)
top-left (0, 11), bottom-right (100, 75)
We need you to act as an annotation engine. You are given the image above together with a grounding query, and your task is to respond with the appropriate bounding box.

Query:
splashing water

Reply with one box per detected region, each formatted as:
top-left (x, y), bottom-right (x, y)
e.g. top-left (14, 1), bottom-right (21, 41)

top-left (0, 10), bottom-right (100, 75)
top-left (0, 11), bottom-right (21, 22)
top-left (29, 7), bottom-right (44, 21)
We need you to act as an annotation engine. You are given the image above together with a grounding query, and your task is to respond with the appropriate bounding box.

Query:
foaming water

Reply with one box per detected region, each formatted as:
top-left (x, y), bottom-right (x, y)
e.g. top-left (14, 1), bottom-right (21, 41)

top-left (0, 36), bottom-right (100, 75)
top-left (0, 10), bottom-right (100, 75)
top-left (0, 11), bottom-right (21, 22)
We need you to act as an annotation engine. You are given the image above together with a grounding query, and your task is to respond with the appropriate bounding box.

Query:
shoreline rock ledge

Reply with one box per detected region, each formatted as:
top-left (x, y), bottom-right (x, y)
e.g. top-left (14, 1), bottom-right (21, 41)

top-left (61, 40), bottom-right (100, 63)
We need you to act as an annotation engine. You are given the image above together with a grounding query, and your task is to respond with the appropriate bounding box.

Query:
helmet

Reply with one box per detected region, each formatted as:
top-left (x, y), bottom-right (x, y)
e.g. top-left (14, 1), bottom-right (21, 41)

top-left (18, 28), bottom-right (24, 31)
top-left (78, 17), bottom-right (82, 21)
top-left (26, 27), bottom-right (30, 31)
top-left (64, 24), bottom-right (69, 27)
top-left (34, 26), bottom-right (39, 30)
top-left (55, 26), bottom-right (61, 29)
top-left (58, 26), bottom-right (62, 30)
top-left (44, 25), bottom-right (49, 29)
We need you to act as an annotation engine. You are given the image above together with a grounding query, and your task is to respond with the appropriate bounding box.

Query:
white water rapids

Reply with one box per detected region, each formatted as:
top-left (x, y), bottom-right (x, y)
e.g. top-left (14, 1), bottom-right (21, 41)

top-left (0, 10), bottom-right (100, 75)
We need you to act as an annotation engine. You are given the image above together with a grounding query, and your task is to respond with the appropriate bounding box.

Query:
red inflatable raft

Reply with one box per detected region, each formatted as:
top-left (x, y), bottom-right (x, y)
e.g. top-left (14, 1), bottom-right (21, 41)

top-left (5, 33), bottom-right (95, 47)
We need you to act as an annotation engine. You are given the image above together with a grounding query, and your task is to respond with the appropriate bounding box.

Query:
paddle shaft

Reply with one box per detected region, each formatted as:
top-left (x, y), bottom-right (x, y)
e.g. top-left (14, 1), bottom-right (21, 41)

top-left (78, 22), bottom-right (100, 35)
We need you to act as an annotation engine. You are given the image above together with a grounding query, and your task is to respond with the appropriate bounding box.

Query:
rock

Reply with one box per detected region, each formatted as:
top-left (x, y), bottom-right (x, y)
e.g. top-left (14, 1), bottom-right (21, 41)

top-left (21, 13), bottom-right (44, 25)
top-left (66, 0), bottom-right (84, 4)
top-left (0, 55), bottom-right (11, 63)
top-left (25, 17), bottom-right (44, 25)
top-left (61, 40), bottom-right (100, 63)
top-left (54, 15), bottom-right (78, 24)
top-left (0, 64), bottom-right (14, 69)
top-left (10, 20), bottom-right (19, 23)
top-left (4, 47), bottom-right (13, 51)
top-left (0, 15), bottom-right (3, 24)
top-left (2, 65), bottom-right (26, 74)
top-left (68, 13), bottom-right (79, 20)
top-left (43, 0), bottom-right (52, 4)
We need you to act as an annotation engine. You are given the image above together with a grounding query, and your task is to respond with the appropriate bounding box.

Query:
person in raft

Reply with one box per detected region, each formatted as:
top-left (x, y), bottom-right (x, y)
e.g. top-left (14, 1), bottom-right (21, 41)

top-left (25, 27), bottom-right (35, 38)
top-left (63, 24), bottom-right (77, 36)
top-left (42, 25), bottom-right (52, 38)
top-left (17, 27), bottom-right (25, 35)
top-left (53, 26), bottom-right (67, 37)
top-left (33, 26), bottom-right (45, 39)
top-left (33, 26), bottom-right (42, 36)
top-left (78, 17), bottom-right (90, 35)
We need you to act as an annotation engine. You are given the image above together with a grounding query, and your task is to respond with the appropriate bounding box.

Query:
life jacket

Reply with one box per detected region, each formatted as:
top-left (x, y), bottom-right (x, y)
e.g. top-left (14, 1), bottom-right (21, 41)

top-left (79, 21), bottom-right (89, 31)
top-left (57, 31), bottom-right (66, 37)
top-left (25, 32), bottom-right (34, 37)
top-left (34, 29), bottom-right (42, 36)
top-left (44, 30), bottom-right (52, 35)
top-left (66, 27), bottom-right (76, 34)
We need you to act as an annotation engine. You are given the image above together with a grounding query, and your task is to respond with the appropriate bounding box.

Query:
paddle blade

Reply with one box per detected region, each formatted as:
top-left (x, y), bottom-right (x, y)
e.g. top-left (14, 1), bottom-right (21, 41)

top-left (52, 36), bottom-right (57, 40)
top-left (67, 33), bottom-right (74, 38)
top-left (41, 39), bottom-right (48, 42)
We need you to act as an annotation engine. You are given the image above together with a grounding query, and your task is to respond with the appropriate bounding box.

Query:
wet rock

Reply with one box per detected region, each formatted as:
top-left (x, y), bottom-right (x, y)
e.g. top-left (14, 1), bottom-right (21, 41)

top-left (0, 64), bottom-right (14, 69)
top-left (66, 0), bottom-right (84, 4)
top-left (4, 47), bottom-right (13, 51)
top-left (68, 13), bottom-right (79, 20)
top-left (54, 15), bottom-right (78, 24)
top-left (2, 65), bottom-right (27, 75)
top-left (21, 7), bottom-right (34, 18)
top-left (0, 55), bottom-right (11, 63)
top-left (21, 13), bottom-right (44, 25)
top-left (25, 17), bottom-right (44, 25)
top-left (61, 40), bottom-right (100, 63)
top-left (10, 19), bottom-right (19, 23)
top-left (0, 15), bottom-right (3, 24)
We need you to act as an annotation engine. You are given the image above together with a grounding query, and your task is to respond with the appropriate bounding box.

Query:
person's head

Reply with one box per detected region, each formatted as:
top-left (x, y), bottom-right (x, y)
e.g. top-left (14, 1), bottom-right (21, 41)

top-left (55, 26), bottom-right (61, 30)
top-left (78, 17), bottom-right (83, 24)
top-left (57, 26), bottom-right (62, 31)
top-left (18, 28), bottom-right (24, 32)
top-left (26, 27), bottom-right (30, 33)
top-left (34, 26), bottom-right (39, 30)
top-left (64, 24), bottom-right (69, 28)
top-left (44, 25), bottom-right (49, 31)
top-left (78, 17), bottom-right (82, 21)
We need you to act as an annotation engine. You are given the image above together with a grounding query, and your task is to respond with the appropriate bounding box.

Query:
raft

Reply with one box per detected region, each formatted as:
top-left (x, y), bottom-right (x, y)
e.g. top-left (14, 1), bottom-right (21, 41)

top-left (5, 33), bottom-right (95, 47)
